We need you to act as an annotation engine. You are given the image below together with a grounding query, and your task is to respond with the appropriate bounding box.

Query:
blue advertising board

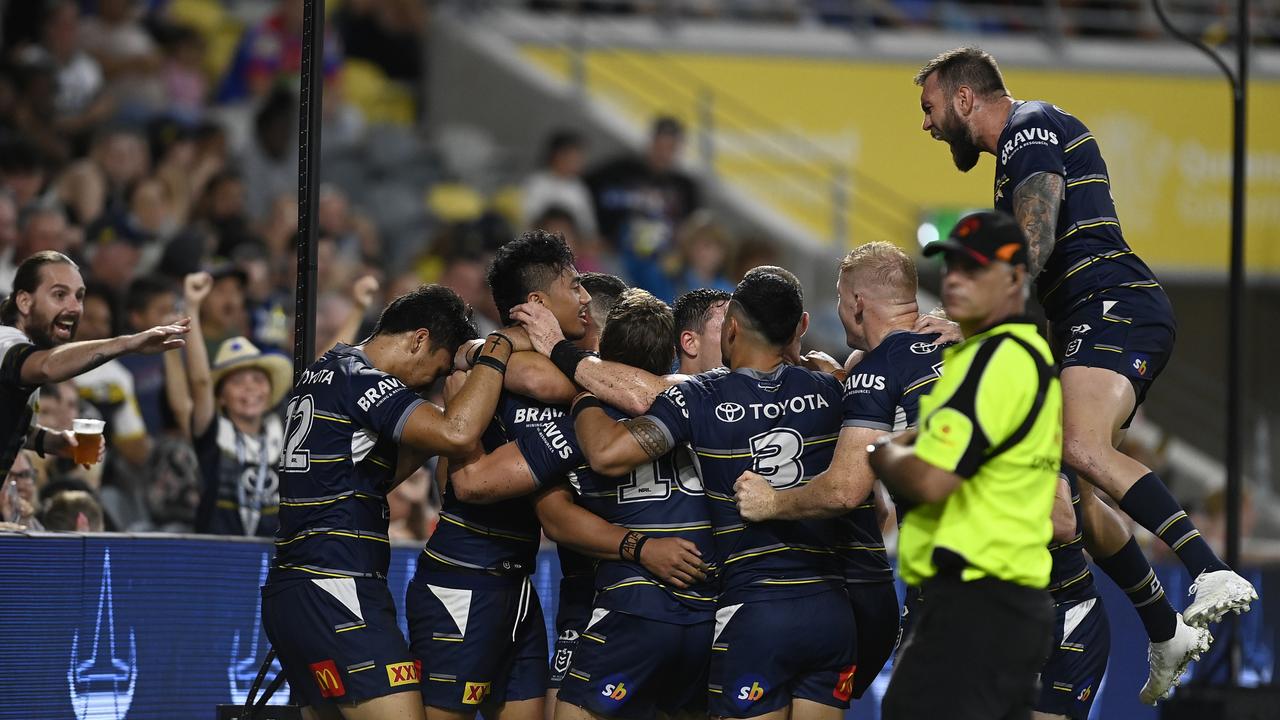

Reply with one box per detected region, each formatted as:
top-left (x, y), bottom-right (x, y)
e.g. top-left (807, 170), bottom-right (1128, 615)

top-left (0, 534), bottom-right (1272, 719)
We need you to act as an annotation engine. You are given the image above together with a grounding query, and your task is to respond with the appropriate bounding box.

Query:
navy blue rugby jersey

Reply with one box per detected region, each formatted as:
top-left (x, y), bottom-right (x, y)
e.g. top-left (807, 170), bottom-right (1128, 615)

top-left (642, 365), bottom-right (847, 604)
top-left (270, 344), bottom-right (427, 582)
top-left (421, 391), bottom-right (563, 574)
top-left (994, 101), bottom-right (1162, 319)
top-left (519, 408), bottom-right (716, 623)
top-left (839, 331), bottom-right (947, 579)
top-left (1048, 467), bottom-right (1097, 604)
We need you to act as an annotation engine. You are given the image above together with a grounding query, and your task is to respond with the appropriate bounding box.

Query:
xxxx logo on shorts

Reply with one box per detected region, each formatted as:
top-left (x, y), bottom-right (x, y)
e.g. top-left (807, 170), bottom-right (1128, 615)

top-left (309, 660), bottom-right (346, 698)
top-left (462, 681), bottom-right (491, 705)
top-left (386, 660), bottom-right (421, 687)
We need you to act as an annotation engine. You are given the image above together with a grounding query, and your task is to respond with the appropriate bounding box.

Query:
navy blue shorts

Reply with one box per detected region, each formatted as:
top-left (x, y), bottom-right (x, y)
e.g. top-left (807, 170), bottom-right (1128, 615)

top-left (845, 581), bottom-right (900, 699)
top-left (708, 589), bottom-right (857, 718)
top-left (1037, 596), bottom-right (1110, 719)
top-left (261, 578), bottom-right (420, 707)
top-left (1052, 287), bottom-right (1176, 420)
top-left (557, 608), bottom-right (712, 720)
top-left (551, 575), bottom-right (595, 690)
top-left (405, 570), bottom-right (548, 711)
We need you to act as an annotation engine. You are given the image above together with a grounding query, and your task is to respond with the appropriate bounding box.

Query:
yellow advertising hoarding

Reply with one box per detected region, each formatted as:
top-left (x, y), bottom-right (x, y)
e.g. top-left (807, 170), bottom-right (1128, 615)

top-left (523, 46), bottom-right (1280, 274)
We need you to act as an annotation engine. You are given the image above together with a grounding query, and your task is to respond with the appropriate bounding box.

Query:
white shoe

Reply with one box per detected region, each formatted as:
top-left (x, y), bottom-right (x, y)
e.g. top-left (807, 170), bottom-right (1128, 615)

top-left (1139, 613), bottom-right (1212, 705)
top-left (1185, 569), bottom-right (1258, 627)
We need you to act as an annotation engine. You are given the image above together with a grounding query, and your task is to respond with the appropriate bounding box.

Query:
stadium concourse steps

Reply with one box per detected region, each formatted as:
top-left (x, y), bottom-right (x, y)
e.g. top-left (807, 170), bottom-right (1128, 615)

top-left (2, 532), bottom-right (1274, 719)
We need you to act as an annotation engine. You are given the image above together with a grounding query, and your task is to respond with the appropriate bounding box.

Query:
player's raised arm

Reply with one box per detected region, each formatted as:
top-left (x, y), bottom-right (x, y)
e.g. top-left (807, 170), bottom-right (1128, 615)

top-left (511, 301), bottom-right (681, 415)
top-left (399, 329), bottom-right (530, 457)
top-left (735, 424), bottom-right (884, 521)
top-left (455, 336), bottom-right (581, 406)
top-left (571, 390), bottom-right (679, 477)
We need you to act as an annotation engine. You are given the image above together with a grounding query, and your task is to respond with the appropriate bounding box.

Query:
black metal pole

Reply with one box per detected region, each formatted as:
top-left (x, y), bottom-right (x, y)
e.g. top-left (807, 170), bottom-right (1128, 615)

top-left (293, 0), bottom-right (325, 384)
top-left (1152, 0), bottom-right (1249, 685)
top-left (1225, 0), bottom-right (1249, 684)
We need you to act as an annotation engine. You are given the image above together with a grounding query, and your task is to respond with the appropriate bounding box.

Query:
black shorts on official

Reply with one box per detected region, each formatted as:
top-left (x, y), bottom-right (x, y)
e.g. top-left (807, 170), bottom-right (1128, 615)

top-left (883, 576), bottom-right (1053, 720)
top-left (1051, 286), bottom-right (1176, 424)
top-left (405, 569), bottom-right (548, 711)
top-left (708, 589), bottom-right (857, 719)
top-left (557, 608), bottom-right (712, 720)
top-left (261, 578), bottom-right (420, 707)
top-left (845, 581), bottom-right (900, 699)
top-left (551, 575), bottom-right (595, 690)
top-left (1037, 596), bottom-right (1110, 719)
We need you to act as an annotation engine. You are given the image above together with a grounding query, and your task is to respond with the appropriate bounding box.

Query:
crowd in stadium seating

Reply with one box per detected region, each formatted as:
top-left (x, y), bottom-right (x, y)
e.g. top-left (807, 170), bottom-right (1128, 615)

top-left (525, 0), bottom-right (1280, 44)
top-left (0, 0), bottom-right (771, 541)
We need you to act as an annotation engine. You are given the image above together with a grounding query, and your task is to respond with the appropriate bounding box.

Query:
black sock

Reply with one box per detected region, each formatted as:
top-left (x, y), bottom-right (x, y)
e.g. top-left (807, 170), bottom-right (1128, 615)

top-left (1094, 537), bottom-right (1177, 642)
top-left (1118, 472), bottom-right (1228, 578)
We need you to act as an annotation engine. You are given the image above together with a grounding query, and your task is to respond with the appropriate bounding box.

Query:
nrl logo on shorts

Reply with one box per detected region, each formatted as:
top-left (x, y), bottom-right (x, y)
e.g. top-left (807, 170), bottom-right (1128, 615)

top-left (1066, 339), bottom-right (1082, 357)
top-left (715, 402), bottom-right (746, 423)
top-left (553, 647), bottom-right (573, 674)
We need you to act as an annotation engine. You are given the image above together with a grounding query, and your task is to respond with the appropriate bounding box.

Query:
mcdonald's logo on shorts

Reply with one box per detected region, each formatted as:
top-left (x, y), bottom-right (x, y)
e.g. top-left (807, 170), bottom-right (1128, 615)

top-left (462, 681), bottom-right (491, 705)
top-left (833, 664), bottom-right (857, 702)
top-left (387, 660), bottom-right (421, 687)
top-left (310, 660), bottom-right (346, 698)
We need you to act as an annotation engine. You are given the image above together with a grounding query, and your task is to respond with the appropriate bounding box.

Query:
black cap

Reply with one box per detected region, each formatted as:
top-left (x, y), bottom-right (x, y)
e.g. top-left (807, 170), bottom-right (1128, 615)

top-left (923, 210), bottom-right (1027, 266)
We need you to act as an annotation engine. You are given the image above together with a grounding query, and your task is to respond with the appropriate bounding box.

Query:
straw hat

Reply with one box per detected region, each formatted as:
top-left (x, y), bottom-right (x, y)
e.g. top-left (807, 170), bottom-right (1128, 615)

top-left (209, 337), bottom-right (292, 409)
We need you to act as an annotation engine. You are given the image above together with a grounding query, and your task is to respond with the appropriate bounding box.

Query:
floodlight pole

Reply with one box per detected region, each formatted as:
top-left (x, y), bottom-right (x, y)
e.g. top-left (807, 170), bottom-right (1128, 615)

top-left (294, 0), bottom-right (325, 384)
top-left (1152, 0), bottom-right (1248, 683)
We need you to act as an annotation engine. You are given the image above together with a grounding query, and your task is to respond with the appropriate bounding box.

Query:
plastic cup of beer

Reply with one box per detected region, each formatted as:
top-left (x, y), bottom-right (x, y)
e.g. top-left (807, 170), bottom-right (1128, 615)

top-left (71, 419), bottom-right (105, 465)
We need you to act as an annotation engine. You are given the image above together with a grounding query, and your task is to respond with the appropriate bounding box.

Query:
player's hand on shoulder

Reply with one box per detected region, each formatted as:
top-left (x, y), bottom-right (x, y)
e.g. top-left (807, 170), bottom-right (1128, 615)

top-left (915, 312), bottom-right (961, 345)
top-left (508, 302), bottom-right (565, 355)
top-left (640, 536), bottom-right (706, 589)
top-left (733, 471), bottom-right (778, 522)
top-left (798, 350), bottom-right (842, 377)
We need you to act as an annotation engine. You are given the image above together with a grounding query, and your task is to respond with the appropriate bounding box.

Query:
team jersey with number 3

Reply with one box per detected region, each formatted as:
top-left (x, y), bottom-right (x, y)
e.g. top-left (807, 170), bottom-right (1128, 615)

top-left (642, 365), bottom-right (846, 604)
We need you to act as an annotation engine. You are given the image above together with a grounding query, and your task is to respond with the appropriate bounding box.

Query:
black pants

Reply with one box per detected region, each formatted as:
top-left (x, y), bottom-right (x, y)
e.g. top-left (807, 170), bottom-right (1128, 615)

top-left (882, 576), bottom-right (1053, 720)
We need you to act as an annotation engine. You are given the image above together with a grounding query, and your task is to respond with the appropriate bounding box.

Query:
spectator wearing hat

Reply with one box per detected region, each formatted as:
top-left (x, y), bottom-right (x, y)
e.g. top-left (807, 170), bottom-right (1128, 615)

top-left (181, 271), bottom-right (290, 537)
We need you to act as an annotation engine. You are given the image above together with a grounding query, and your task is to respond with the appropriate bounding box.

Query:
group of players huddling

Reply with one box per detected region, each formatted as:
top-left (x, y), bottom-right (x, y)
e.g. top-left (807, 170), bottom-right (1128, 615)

top-left (260, 47), bottom-right (1259, 720)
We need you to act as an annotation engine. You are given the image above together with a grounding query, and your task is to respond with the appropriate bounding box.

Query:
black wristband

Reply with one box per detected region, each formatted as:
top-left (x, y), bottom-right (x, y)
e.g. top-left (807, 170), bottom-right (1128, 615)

top-left (487, 332), bottom-right (514, 353)
top-left (34, 429), bottom-right (46, 458)
top-left (619, 530), bottom-right (646, 562)
top-left (467, 342), bottom-right (483, 368)
top-left (550, 339), bottom-right (589, 381)
top-left (474, 355), bottom-right (507, 375)
top-left (633, 534), bottom-right (649, 562)
top-left (571, 394), bottom-right (601, 419)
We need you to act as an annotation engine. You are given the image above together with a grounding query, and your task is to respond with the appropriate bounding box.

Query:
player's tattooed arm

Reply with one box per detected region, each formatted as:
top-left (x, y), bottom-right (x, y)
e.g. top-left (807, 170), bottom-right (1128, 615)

top-left (1013, 171), bottom-right (1065, 279)
top-left (622, 417), bottom-right (674, 460)
top-left (572, 407), bottom-right (669, 476)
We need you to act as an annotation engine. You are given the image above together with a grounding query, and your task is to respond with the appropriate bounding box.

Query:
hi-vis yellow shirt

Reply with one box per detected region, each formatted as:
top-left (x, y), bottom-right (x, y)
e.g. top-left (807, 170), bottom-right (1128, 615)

top-left (898, 319), bottom-right (1062, 589)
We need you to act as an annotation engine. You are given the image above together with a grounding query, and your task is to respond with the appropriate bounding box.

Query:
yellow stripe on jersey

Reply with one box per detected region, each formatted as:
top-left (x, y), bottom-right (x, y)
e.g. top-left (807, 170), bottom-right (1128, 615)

top-left (1066, 177), bottom-right (1109, 189)
top-left (314, 412), bottom-right (352, 424)
top-left (723, 544), bottom-right (835, 565)
top-left (275, 529), bottom-right (391, 546)
top-left (437, 514), bottom-right (538, 542)
top-left (1065, 135), bottom-right (1095, 153)
top-left (903, 376), bottom-right (940, 395)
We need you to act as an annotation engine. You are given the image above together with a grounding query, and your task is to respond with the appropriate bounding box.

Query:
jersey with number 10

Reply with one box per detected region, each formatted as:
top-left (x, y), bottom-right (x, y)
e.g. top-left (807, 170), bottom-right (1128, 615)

top-left (643, 365), bottom-right (846, 604)
top-left (270, 344), bottom-right (427, 583)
